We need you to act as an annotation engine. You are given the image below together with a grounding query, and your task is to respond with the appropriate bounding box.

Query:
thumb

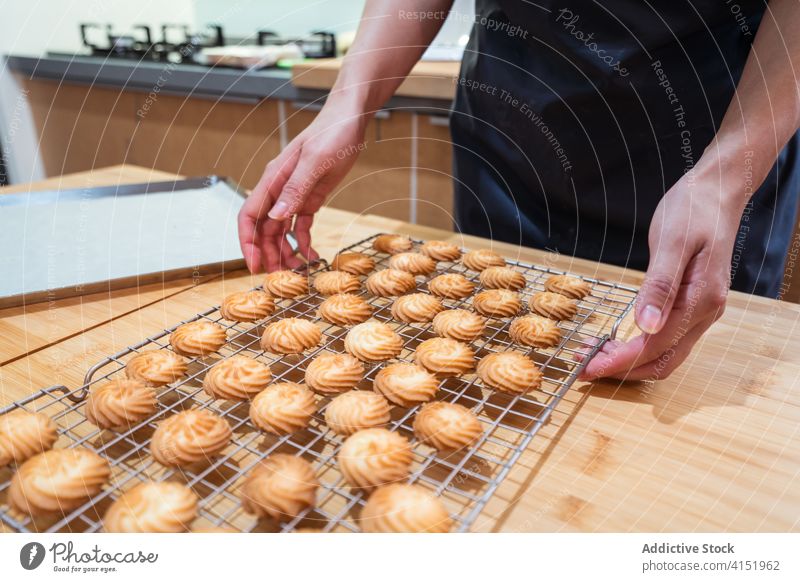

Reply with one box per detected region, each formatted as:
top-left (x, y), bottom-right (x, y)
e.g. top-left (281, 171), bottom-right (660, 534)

top-left (636, 241), bottom-right (689, 334)
top-left (268, 150), bottom-right (324, 220)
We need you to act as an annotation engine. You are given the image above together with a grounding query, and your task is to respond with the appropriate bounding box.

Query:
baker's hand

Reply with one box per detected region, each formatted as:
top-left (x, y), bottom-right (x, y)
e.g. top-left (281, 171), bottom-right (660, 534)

top-left (582, 166), bottom-right (743, 381)
top-left (238, 102), bottom-right (368, 272)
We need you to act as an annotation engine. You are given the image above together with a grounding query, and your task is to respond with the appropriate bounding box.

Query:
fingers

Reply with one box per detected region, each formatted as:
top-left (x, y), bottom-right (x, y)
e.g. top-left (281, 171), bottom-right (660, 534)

top-left (268, 148), bottom-right (326, 221)
top-left (257, 219), bottom-right (284, 273)
top-left (237, 210), bottom-right (261, 274)
top-left (293, 214), bottom-right (320, 262)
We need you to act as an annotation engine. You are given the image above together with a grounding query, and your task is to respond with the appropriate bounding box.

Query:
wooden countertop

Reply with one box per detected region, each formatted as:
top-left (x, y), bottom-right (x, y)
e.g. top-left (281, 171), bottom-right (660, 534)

top-left (1, 165), bottom-right (798, 532)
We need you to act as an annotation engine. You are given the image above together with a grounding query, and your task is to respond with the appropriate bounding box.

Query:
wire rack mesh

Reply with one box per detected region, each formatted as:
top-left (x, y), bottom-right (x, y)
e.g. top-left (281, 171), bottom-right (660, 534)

top-left (0, 233), bottom-right (637, 533)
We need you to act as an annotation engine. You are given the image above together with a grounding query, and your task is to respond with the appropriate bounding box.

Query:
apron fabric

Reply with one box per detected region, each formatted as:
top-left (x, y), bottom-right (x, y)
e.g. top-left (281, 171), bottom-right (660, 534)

top-left (451, 0), bottom-right (800, 297)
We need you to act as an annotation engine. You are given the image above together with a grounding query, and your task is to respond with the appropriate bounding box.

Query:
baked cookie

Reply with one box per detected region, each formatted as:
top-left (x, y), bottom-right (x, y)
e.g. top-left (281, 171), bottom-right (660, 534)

top-left (104, 481), bottom-right (198, 533)
top-left (203, 355), bottom-right (272, 400)
top-left (361, 484), bottom-right (452, 533)
top-left (305, 352), bottom-right (364, 395)
top-left (331, 252), bottom-right (376, 276)
top-left (427, 273), bottom-right (475, 299)
top-left (250, 382), bottom-right (316, 435)
top-left (544, 274), bottom-right (592, 299)
top-left (463, 249), bottom-right (505, 271)
top-left (344, 321), bottom-right (403, 362)
top-left (0, 410), bottom-right (58, 466)
top-left (365, 269), bottom-right (416, 297)
top-left (261, 318), bottom-right (322, 354)
top-left (241, 454), bottom-right (319, 521)
top-left (479, 266), bottom-right (526, 290)
top-left (9, 448), bottom-right (110, 516)
top-left (85, 379), bottom-right (157, 430)
top-left (508, 314), bottom-right (562, 348)
top-left (220, 290), bottom-right (275, 322)
top-left (413, 402), bottom-right (482, 452)
top-left (388, 252), bottom-right (436, 276)
top-left (169, 321), bottom-right (227, 357)
top-left (472, 289), bottom-right (521, 318)
top-left (420, 240), bottom-right (461, 262)
top-left (373, 363), bottom-right (440, 407)
top-left (325, 391), bottom-right (391, 436)
top-left (390, 293), bottom-right (445, 323)
top-left (477, 352), bottom-right (543, 394)
top-left (529, 291), bottom-right (578, 320)
top-left (263, 270), bottom-right (308, 298)
top-left (415, 337), bottom-right (475, 377)
top-left (431, 309), bottom-right (486, 342)
top-left (151, 409), bottom-right (232, 466)
top-left (313, 270), bottom-right (361, 296)
top-left (373, 234), bottom-right (413, 255)
top-left (317, 293), bottom-right (373, 326)
top-left (125, 350), bottom-right (188, 386)
top-left (338, 428), bottom-right (412, 489)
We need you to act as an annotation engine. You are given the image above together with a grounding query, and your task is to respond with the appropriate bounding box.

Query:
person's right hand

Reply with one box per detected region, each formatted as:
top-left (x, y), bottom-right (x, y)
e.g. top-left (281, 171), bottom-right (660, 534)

top-left (238, 100), bottom-right (369, 272)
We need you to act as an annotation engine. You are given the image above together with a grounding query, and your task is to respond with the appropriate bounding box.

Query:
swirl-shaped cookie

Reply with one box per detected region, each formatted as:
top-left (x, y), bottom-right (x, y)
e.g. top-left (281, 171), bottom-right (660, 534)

top-left (337, 428), bottom-right (412, 489)
top-left (305, 353), bottom-right (364, 395)
top-left (476, 352), bottom-right (543, 394)
top-left (529, 291), bottom-right (578, 320)
top-left (544, 274), bottom-right (592, 299)
top-left (472, 289), bottom-right (521, 318)
top-left (420, 240), bottom-right (461, 262)
top-left (415, 337), bottom-right (475, 377)
top-left (250, 383), bottom-right (316, 435)
top-left (431, 309), bottom-right (486, 342)
top-left (427, 273), bottom-right (475, 299)
top-left (365, 269), bottom-right (416, 297)
top-left (169, 321), bottom-right (227, 357)
top-left (263, 270), bottom-right (308, 298)
top-left (331, 252), bottom-right (376, 276)
top-left (104, 481), bottom-right (198, 533)
top-left (317, 293), bottom-right (373, 326)
top-left (388, 252), bottom-right (436, 276)
top-left (313, 271), bottom-right (361, 296)
top-left (151, 409), bottom-right (232, 466)
top-left (220, 290), bottom-right (275, 322)
top-left (125, 350), bottom-right (188, 386)
top-left (344, 321), bottom-right (403, 362)
top-left (325, 391), bottom-right (391, 436)
top-left (509, 315), bottom-right (562, 348)
top-left (9, 449), bottom-right (110, 516)
top-left (203, 355), bottom-right (272, 400)
top-left (241, 454), bottom-right (319, 521)
top-left (85, 379), bottom-right (157, 430)
top-left (261, 318), bottom-right (322, 354)
top-left (479, 266), bottom-right (526, 290)
top-left (413, 402), bottom-right (483, 452)
top-left (373, 363), bottom-right (439, 407)
top-left (391, 293), bottom-right (445, 323)
top-left (361, 484), bottom-right (452, 533)
top-left (0, 410), bottom-right (58, 467)
top-left (463, 249), bottom-right (505, 271)
top-left (373, 234), bottom-right (413, 255)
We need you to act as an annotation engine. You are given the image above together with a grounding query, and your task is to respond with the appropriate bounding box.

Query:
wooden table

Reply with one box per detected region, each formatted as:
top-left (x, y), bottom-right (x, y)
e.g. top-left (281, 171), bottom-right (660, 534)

top-left (1, 165), bottom-right (798, 532)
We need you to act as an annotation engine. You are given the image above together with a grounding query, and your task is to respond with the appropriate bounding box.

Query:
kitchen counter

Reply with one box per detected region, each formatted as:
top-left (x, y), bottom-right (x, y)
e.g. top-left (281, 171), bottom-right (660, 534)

top-left (2, 165), bottom-right (798, 532)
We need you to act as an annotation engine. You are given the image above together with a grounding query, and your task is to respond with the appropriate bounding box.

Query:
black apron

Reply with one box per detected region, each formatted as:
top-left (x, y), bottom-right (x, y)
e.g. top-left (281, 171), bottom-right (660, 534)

top-left (451, 0), bottom-right (799, 297)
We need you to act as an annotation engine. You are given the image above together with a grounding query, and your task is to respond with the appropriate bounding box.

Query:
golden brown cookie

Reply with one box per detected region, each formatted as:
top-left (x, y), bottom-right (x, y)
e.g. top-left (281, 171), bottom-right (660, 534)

top-left (85, 379), bottom-right (157, 430)
top-left (263, 270), bottom-right (308, 298)
top-left (9, 448), bottom-right (110, 516)
top-left (476, 352), bottom-right (543, 394)
top-left (331, 252), bottom-right (376, 276)
top-left (390, 293), bottom-right (445, 323)
top-left (305, 352), bottom-right (364, 395)
top-left (508, 315), bottom-right (562, 348)
top-left (261, 318), bottom-right (322, 354)
top-left (463, 249), bottom-right (505, 271)
top-left (472, 289), bottom-right (521, 318)
top-left (337, 428), bottom-right (412, 489)
top-left (373, 363), bottom-right (439, 407)
top-left (220, 290), bottom-right (275, 322)
top-left (344, 321), bottom-right (403, 362)
top-left (125, 350), bottom-right (188, 386)
top-left (373, 234), bottom-right (413, 255)
top-left (361, 484), bottom-right (452, 533)
top-left (420, 240), bottom-right (461, 262)
top-left (427, 273), bottom-right (476, 299)
top-left (544, 274), bottom-right (592, 299)
top-left (241, 455), bottom-right (318, 521)
top-left (151, 409), bottom-right (232, 466)
top-left (325, 391), bottom-right (391, 436)
top-left (103, 481), bottom-right (198, 533)
top-left (203, 355), bottom-right (271, 400)
top-left (415, 337), bottom-right (475, 377)
top-left (388, 252), bottom-right (436, 276)
top-left (0, 410), bottom-right (58, 467)
top-left (479, 266), bottom-right (526, 290)
top-left (313, 270), bottom-right (361, 296)
top-left (365, 269), bottom-right (416, 297)
top-left (317, 293), bottom-right (373, 326)
top-left (169, 321), bottom-right (227, 357)
top-left (249, 383), bottom-right (316, 435)
top-left (431, 309), bottom-right (487, 342)
top-left (413, 402), bottom-right (482, 452)
top-left (529, 291), bottom-right (578, 320)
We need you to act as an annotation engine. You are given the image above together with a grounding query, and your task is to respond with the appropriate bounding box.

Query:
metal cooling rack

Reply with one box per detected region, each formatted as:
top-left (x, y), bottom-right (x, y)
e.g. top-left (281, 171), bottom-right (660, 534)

top-left (0, 233), bottom-right (637, 533)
